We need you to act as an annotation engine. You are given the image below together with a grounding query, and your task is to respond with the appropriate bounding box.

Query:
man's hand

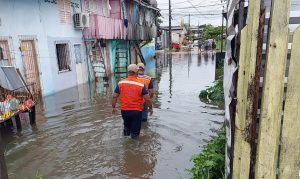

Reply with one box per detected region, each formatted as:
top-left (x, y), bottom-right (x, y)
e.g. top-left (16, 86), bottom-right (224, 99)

top-left (112, 108), bottom-right (117, 115)
top-left (111, 93), bottom-right (119, 116)
top-left (148, 108), bottom-right (153, 116)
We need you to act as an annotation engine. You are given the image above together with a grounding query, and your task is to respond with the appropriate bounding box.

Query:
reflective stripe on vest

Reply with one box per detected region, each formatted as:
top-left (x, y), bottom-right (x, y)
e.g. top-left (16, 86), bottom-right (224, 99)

top-left (118, 80), bottom-right (144, 87)
top-left (137, 75), bottom-right (151, 89)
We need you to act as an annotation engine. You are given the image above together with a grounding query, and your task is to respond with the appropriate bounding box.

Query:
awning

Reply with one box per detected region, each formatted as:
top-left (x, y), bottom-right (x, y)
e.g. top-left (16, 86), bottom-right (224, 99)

top-left (0, 65), bottom-right (26, 92)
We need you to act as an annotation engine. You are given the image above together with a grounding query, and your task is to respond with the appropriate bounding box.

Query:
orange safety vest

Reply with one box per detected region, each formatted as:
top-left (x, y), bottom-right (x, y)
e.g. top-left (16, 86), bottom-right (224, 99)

top-left (137, 74), bottom-right (151, 89)
top-left (118, 76), bottom-right (145, 111)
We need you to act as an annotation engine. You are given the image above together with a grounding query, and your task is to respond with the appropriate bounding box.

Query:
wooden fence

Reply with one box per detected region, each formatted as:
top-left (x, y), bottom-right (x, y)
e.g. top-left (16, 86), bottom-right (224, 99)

top-left (231, 0), bottom-right (300, 178)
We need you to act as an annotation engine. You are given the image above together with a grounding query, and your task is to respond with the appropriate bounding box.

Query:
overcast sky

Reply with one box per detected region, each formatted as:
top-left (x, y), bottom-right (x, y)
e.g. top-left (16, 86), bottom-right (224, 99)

top-left (156, 0), bottom-right (225, 27)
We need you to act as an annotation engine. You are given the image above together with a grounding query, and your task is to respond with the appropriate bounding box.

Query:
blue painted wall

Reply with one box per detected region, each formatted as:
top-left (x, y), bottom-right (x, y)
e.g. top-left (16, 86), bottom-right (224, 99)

top-left (141, 40), bottom-right (156, 77)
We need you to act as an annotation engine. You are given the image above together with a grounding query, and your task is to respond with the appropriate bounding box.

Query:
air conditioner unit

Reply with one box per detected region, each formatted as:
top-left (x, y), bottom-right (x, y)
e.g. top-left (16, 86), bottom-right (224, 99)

top-left (74, 13), bottom-right (89, 29)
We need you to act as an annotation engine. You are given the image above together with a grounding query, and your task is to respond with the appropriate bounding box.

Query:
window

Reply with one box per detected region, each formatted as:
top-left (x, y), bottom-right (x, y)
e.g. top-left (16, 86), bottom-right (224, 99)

top-left (0, 40), bottom-right (12, 64)
top-left (74, 44), bottom-right (82, 64)
top-left (0, 47), bottom-right (3, 59)
top-left (56, 43), bottom-right (71, 71)
top-left (58, 0), bottom-right (72, 24)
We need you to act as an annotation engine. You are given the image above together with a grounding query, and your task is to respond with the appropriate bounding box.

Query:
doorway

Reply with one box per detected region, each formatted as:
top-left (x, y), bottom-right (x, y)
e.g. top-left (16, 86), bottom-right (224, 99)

top-left (20, 40), bottom-right (41, 95)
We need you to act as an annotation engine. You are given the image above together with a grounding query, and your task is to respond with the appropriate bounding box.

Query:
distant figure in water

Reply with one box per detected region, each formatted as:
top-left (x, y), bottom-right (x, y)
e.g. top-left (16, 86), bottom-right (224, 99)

top-left (212, 40), bottom-right (216, 51)
top-left (188, 40), bottom-right (193, 51)
top-left (112, 64), bottom-right (153, 139)
top-left (204, 40), bottom-right (211, 51)
top-left (137, 63), bottom-right (154, 122)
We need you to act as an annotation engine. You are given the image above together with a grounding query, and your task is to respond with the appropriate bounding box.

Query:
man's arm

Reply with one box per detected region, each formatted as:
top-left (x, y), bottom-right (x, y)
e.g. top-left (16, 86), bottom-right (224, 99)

top-left (148, 80), bottom-right (154, 98)
top-left (112, 85), bottom-right (120, 115)
top-left (143, 94), bottom-right (153, 115)
top-left (143, 94), bottom-right (152, 108)
top-left (112, 93), bottom-right (119, 108)
top-left (142, 85), bottom-right (153, 115)
top-left (112, 93), bottom-right (119, 115)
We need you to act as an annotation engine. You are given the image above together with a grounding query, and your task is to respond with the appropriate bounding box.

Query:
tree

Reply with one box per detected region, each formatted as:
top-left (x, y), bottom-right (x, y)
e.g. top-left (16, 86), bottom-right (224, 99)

top-left (201, 24), bottom-right (223, 40)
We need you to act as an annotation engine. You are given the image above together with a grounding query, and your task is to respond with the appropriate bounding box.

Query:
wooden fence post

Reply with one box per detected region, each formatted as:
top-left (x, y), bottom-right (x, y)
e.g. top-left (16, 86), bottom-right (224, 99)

top-left (278, 27), bottom-right (300, 179)
top-left (233, 26), bottom-right (250, 179)
top-left (232, 0), bottom-right (262, 178)
top-left (255, 0), bottom-right (291, 178)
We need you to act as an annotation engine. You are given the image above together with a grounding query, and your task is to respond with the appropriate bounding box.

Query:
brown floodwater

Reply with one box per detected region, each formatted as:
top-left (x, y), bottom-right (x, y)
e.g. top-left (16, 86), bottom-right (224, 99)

top-left (3, 52), bottom-right (224, 179)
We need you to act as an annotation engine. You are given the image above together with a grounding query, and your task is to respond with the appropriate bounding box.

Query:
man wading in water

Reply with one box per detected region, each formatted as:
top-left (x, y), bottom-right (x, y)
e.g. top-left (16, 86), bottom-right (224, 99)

top-left (137, 63), bottom-right (154, 122)
top-left (112, 64), bottom-right (153, 139)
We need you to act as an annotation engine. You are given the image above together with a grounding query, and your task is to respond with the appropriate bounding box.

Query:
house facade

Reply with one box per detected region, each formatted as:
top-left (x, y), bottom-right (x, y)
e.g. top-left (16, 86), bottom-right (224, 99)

top-left (83, 0), bottom-right (159, 85)
top-left (0, 0), bottom-right (89, 96)
top-left (0, 0), bottom-right (159, 97)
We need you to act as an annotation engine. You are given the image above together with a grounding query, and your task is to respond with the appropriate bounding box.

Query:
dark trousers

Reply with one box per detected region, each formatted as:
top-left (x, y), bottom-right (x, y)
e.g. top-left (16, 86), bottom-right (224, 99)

top-left (142, 102), bottom-right (148, 122)
top-left (121, 110), bottom-right (142, 138)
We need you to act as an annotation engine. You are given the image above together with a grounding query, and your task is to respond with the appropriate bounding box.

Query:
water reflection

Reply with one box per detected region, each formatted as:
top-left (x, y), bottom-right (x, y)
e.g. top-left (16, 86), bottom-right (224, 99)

top-left (168, 54), bottom-right (173, 99)
top-left (188, 53), bottom-right (192, 77)
top-left (197, 53), bottom-right (202, 66)
top-left (120, 124), bottom-right (160, 178)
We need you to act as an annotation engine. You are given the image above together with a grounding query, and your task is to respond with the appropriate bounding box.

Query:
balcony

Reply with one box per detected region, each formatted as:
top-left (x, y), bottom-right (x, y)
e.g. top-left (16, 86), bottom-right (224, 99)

top-left (84, 14), bottom-right (157, 41)
top-left (84, 14), bottom-right (125, 40)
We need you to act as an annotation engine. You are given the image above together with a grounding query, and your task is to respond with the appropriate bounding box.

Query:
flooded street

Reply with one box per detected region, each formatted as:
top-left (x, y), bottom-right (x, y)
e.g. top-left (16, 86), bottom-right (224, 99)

top-left (3, 52), bottom-right (224, 179)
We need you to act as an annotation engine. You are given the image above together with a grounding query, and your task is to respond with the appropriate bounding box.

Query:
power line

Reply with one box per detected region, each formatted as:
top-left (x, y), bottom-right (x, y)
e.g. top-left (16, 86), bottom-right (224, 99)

top-left (163, 11), bottom-right (222, 16)
top-left (159, 3), bottom-right (226, 10)
top-left (159, 0), bottom-right (214, 6)
top-left (187, 0), bottom-right (201, 14)
top-left (166, 6), bottom-right (223, 15)
top-left (159, 0), bottom-right (192, 5)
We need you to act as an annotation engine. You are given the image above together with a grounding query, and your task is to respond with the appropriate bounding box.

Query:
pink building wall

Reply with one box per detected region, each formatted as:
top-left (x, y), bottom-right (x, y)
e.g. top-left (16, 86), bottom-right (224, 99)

top-left (109, 0), bottom-right (121, 19)
top-left (84, 14), bottom-right (125, 39)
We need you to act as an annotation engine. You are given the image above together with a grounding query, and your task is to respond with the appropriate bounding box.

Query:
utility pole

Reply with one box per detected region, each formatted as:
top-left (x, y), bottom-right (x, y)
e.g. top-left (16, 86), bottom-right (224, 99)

top-left (169, 0), bottom-right (172, 49)
top-left (198, 21), bottom-right (200, 38)
top-left (221, 9), bottom-right (224, 53)
top-left (189, 14), bottom-right (191, 29)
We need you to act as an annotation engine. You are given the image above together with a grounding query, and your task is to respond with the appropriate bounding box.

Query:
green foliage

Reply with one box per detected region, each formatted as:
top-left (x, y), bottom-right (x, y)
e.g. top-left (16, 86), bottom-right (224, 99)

top-left (216, 40), bottom-right (226, 51)
top-left (201, 24), bottom-right (223, 40)
top-left (186, 32), bottom-right (195, 40)
top-left (33, 171), bottom-right (43, 179)
top-left (164, 48), bottom-right (176, 52)
top-left (199, 90), bottom-right (209, 102)
top-left (192, 66), bottom-right (225, 178)
top-left (199, 78), bottom-right (224, 107)
top-left (216, 66), bottom-right (224, 80)
top-left (199, 64), bottom-right (224, 107)
top-left (207, 79), bottom-right (224, 102)
top-left (189, 126), bottom-right (226, 179)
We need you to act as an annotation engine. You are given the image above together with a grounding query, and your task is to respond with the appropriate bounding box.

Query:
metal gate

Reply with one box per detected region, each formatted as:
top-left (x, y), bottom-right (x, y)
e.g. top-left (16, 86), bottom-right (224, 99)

top-left (20, 40), bottom-right (41, 95)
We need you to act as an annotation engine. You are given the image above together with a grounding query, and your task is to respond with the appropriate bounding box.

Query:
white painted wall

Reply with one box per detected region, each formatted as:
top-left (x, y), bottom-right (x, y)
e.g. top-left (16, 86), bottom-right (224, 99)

top-left (0, 0), bottom-right (88, 96)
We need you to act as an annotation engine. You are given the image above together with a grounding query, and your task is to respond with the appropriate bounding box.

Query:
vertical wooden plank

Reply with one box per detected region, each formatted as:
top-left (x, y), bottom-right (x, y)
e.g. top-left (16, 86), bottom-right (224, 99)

top-left (249, 9), bottom-right (265, 179)
top-left (255, 0), bottom-right (291, 178)
top-left (233, 0), bottom-right (262, 178)
top-left (279, 27), bottom-right (300, 179)
top-left (233, 26), bottom-right (250, 179)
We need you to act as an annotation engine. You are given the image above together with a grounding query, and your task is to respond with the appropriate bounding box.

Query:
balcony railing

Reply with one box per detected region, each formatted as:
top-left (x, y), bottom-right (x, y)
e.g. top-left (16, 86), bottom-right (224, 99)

top-left (84, 14), bottom-right (157, 41)
top-left (84, 14), bottom-right (125, 40)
